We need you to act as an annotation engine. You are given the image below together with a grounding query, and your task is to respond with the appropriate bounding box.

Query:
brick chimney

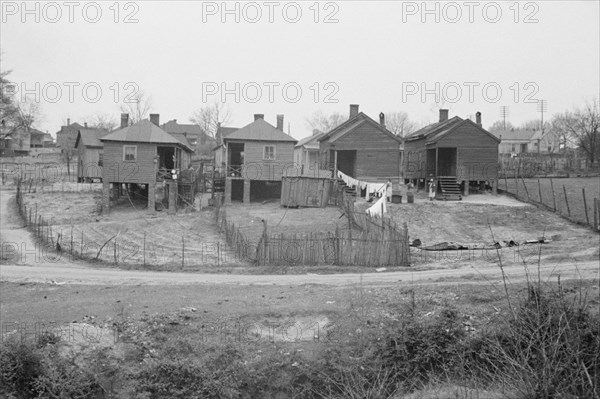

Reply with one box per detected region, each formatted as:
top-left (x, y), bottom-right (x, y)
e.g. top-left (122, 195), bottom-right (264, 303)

top-left (439, 109), bottom-right (449, 123)
top-left (349, 104), bottom-right (359, 119)
top-left (476, 111), bottom-right (482, 126)
top-left (379, 112), bottom-right (385, 127)
top-left (276, 114), bottom-right (284, 131)
top-left (67, 118), bottom-right (70, 126)
top-left (84, 122), bottom-right (88, 128)
top-left (121, 113), bottom-right (129, 129)
top-left (254, 114), bottom-right (264, 121)
top-left (150, 114), bottom-right (160, 126)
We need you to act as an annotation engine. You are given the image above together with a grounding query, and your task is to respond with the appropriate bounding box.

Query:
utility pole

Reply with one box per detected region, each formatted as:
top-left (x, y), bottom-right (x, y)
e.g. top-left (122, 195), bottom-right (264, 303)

top-left (500, 106), bottom-right (509, 130)
top-left (536, 100), bottom-right (548, 155)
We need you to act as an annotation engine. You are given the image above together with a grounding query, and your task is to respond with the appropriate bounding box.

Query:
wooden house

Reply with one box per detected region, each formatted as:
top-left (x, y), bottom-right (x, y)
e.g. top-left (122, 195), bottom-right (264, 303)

top-left (294, 129), bottom-right (325, 176)
top-left (403, 110), bottom-right (500, 198)
top-left (74, 127), bottom-right (109, 182)
top-left (221, 114), bottom-right (296, 204)
top-left (162, 119), bottom-right (216, 157)
top-left (213, 124), bottom-right (239, 177)
top-left (56, 120), bottom-right (84, 153)
top-left (492, 129), bottom-right (561, 155)
top-left (318, 105), bottom-right (402, 181)
top-left (100, 113), bottom-right (194, 212)
top-left (0, 126), bottom-right (33, 156)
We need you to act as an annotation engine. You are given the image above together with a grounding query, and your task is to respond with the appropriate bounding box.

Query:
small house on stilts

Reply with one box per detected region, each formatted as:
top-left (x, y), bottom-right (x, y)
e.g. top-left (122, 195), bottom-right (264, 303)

top-left (403, 110), bottom-right (500, 200)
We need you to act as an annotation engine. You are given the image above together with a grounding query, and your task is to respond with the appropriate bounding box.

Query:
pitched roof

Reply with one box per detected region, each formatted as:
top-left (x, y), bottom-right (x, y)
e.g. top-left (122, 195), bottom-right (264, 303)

top-left (161, 120), bottom-right (204, 135)
top-left (56, 122), bottom-right (84, 135)
top-left (491, 129), bottom-right (540, 141)
top-left (317, 112), bottom-right (401, 144)
top-left (75, 128), bottom-right (109, 148)
top-left (295, 132), bottom-right (324, 149)
top-left (405, 116), bottom-right (501, 144)
top-left (100, 119), bottom-right (193, 151)
top-left (224, 118), bottom-right (297, 143)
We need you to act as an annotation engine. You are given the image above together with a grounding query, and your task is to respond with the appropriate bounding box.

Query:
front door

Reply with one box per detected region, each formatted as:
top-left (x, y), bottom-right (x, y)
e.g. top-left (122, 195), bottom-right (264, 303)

top-left (437, 148), bottom-right (457, 177)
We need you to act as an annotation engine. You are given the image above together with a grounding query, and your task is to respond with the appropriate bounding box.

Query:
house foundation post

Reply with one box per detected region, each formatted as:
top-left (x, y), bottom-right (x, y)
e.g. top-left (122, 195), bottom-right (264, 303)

top-left (168, 181), bottom-right (176, 214)
top-left (492, 179), bottom-right (498, 196)
top-left (224, 178), bottom-right (232, 205)
top-left (148, 183), bottom-right (156, 213)
top-left (243, 179), bottom-right (251, 204)
top-left (463, 180), bottom-right (469, 196)
top-left (102, 181), bottom-right (110, 213)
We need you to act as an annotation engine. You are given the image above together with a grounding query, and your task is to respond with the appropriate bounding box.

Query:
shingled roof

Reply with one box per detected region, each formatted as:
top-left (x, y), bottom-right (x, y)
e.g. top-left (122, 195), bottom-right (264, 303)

top-left (405, 116), bottom-right (500, 144)
top-left (224, 118), bottom-right (296, 143)
top-left (100, 119), bottom-right (193, 151)
top-left (74, 128), bottom-right (109, 148)
top-left (317, 112), bottom-right (400, 144)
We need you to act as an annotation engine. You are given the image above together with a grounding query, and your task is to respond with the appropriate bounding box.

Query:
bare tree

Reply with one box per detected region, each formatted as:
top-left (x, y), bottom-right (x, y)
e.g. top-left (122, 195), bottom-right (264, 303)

top-left (120, 90), bottom-right (152, 124)
top-left (488, 120), bottom-right (516, 133)
top-left (305, 110), bottom-right (346, 133)
top-left (385, 111), bottom-right (418, 138)
top-left (85, 113), bottom-right (118, 131)
top-left (552, 100), bottom-right (600, 164)
top-left (190, 102), bottom-right (233, 138)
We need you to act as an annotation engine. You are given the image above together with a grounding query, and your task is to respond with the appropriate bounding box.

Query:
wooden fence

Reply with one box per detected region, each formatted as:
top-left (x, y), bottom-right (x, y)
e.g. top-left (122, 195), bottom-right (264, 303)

top-left (213, 191), bottom-right (410, 267)
top-left (500, 176), bottom-right (600, 232)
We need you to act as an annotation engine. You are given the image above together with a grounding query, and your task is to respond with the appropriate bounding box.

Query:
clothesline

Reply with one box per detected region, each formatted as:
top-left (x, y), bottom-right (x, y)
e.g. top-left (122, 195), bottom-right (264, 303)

top-left (337, 171), bottom-right (387, 197)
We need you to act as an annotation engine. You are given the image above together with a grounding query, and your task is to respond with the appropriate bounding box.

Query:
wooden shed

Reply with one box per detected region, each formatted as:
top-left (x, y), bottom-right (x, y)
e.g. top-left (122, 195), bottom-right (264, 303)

top-left (403, 110), bottom-right (500, 198)
top-left (280, 176), bottom-right (335, 207)
top-left (75, 127), bottom-right (108, 182)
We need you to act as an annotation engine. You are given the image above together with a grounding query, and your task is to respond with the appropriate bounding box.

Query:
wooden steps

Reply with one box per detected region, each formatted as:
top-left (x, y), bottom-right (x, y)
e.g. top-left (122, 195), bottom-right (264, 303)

top-left (437, 177), bottom-right (462, 201)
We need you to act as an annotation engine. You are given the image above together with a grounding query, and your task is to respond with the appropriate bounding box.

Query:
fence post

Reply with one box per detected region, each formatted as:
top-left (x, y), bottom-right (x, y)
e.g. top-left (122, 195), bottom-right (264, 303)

top-left (594, 198), bottom-right (599, 232)
top-left (81, 230), bottom-right (84, 258)
top-left (582, 188), bottom-right (590, 225)
top-left (143, 232), bottom-right (146, 266)
top-left (520, 177), bottom-right (530, 201)
top-left (514, 170), bottom-right (518, 197)
top-left (537, 178), bottom-right (543, 205)
top-left (181, 235), bottom-right (185, 270)
top-left (563, 185), bottom-right (571, 217)
top-left (549, 178), bottom-right (557, 211)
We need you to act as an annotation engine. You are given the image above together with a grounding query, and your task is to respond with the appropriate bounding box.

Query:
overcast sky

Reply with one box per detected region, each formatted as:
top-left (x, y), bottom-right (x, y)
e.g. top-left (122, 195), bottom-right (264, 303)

top-left (1, 0), bottom-right (599, 138)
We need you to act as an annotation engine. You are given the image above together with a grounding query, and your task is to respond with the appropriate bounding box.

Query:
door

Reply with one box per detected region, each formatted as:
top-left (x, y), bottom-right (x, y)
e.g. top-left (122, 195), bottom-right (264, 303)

top-left (437, 148), bottom-right (457, 177)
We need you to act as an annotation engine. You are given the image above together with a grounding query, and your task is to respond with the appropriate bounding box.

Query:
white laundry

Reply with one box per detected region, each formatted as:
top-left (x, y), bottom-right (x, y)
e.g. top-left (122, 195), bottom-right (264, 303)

top-left (366, 195), bottom-right (386, 217)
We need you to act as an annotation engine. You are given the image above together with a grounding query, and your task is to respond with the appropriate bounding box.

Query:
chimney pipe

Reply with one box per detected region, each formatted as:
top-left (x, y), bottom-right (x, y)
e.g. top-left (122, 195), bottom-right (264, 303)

top-left (254, 114), bottom-right (264, 121)
top-left (149, 114), bottom-right (160, 126)
top-left (476, 111), bottom-right (482, 126)
top-left (379, 112), bottom-right (385, 127)
top-left (349, 104), bottom-right (359, 119)
top-left (276, 114), bottom-right (284, 131)
top-left (67, 118), bottom-right (71, 126)
top-left (121, 113), bottom-right (129, 129)
top-left (439, 109), bottom-right (449, 123)
top-left (84, 122), bottom-right (88, 128)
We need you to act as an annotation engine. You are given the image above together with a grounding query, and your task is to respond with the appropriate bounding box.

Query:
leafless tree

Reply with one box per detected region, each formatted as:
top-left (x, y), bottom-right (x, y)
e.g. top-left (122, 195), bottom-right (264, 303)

top-left (120, 90), bottom-right (152, 124)
top-left (305, 110), bottom-right (346, 133)
top-left (190, 102), bottom-right (233, 138)
top-left (552, 100), bottom-right (600, 164)
top-left (488, 120), bottom-right (516, 133)
top-left (385, 111), bottom-right (418, 138)
top-left (85, 113), bottom-right (118, 131)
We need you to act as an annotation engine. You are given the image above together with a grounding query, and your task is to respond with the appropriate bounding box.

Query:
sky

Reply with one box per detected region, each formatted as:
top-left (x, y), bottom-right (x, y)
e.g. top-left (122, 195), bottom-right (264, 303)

top-left (1, 0), bottom-right (599, 139)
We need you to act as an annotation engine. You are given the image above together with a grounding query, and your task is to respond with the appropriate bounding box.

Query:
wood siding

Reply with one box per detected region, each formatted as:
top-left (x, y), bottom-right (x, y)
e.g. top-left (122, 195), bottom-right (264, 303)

top-left (229, 140), bottom-right (295, 181)
top-left (102, 141), bottom-right (157, 184)
top-left (77, 142), bottom-right (103, 179)
top-left (280, 176), bottom-right (333, 207)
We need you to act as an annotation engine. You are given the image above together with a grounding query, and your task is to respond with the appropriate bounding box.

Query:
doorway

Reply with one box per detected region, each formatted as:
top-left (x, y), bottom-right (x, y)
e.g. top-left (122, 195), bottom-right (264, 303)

top-left (437, 148), bottom-right (457, 177)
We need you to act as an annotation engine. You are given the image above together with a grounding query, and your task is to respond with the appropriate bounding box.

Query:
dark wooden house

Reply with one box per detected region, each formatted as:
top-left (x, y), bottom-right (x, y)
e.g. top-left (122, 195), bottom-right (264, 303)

top-left (100, 113), bottom-right (194, 212)
top-left (75, 127), bottom-right (109, 182)
top-left (318, 105), bottom-right (402, 181)
top-left (403, 110), bottom-right (500, 199)
top-left (221, 114), bottom-right (296, 204)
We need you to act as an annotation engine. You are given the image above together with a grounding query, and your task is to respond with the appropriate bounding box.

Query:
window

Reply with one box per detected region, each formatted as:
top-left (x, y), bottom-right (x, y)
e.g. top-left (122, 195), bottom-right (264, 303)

top-left (263, 145), bottom-right (275, 160)
top-left (98, 152), bottom-right (103, 167)
top-left (123, 145), bottom-right (137, 161)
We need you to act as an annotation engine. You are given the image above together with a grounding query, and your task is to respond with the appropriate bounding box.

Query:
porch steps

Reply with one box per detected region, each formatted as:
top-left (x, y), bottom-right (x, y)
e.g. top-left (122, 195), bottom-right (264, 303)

top-left (437, 177), bottom-right (462, 201)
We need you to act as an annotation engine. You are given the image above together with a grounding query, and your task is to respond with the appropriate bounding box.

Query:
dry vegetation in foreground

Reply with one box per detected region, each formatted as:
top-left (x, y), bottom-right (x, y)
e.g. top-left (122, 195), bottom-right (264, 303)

top-left (2, 274), bottom-right (599, 398)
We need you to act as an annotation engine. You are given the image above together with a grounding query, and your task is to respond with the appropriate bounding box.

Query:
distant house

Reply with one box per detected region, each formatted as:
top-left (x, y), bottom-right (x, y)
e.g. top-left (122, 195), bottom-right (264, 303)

top-left (318, 104), bottom-right (402, 181)
top-left (74, 127), bottom-right (109, 182)
top-left (100, 113), bottom-right (194, 212)
top-left (403, 109), bottom-right (500, 198)
top-left (294, 129), bottom-right (324, 176)
top-left (492, 129), bottom-right (561, 155)
top-left (162, 119), bottom-right (215, 157)
top-left (29, 129), bottom-right (54, 148)
top-left (56, 120), bottom-right (85, 153)
top-left (221, 114), bottom-right (296, 203)
top-left (214, 124), bottom-right (239, 176)
top-left (0, 126), bottom-right (35, 156)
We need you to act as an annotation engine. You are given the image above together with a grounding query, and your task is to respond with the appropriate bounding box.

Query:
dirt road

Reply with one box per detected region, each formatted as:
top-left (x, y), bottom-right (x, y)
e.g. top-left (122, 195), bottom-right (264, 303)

top-left (1, 189), bottom-right (598, 287)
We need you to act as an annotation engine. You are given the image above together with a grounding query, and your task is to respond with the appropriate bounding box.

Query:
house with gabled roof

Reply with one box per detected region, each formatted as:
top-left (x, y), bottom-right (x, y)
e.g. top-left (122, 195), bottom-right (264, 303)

top-left (492, 129), bottom-right (561, 155)
top-left (294, 129), bottom-right (325, 176)
top-left (162, 119), bottom-right (215, 157)
top-left (74, 127), bottom-right (109, 182)
top-left (221, 114), bottom-right (297, 204)
top-left (100, 113), bottom-right (194, 212)
top-left (56, 120), bottom-right (85, 152)
top-left (403, 109), bottom-right (500, 199)
top-left (317, 104), bottom-right (402, 181)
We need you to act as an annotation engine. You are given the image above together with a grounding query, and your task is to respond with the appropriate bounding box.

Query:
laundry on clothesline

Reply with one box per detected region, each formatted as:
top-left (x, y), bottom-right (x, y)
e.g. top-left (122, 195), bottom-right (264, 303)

top-left (366, 195), bottom-right (387, 217)
top-left (338, 171), bottom-right (387, 198)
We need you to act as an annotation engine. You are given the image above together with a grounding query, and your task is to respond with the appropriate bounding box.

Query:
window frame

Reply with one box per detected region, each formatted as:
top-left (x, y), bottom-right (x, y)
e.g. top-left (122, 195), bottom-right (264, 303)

top-left (263, 145), bottom-right (276, 161)
top-left (123, 145), bottom-right (137, 162)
